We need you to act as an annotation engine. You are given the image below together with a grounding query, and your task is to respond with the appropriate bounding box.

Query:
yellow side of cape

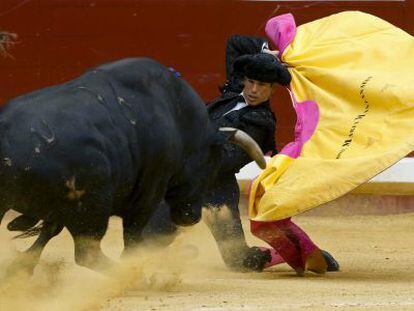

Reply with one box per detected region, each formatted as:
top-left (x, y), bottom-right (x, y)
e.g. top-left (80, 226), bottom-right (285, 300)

top-left (249, 11), bottom-right (414, 221)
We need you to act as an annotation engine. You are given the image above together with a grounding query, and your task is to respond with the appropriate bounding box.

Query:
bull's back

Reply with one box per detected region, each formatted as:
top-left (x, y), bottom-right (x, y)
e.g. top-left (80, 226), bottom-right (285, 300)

top-left (0, 57), bottom-right (210, 217)
top-left (96, 58), bottom-right (210, 152)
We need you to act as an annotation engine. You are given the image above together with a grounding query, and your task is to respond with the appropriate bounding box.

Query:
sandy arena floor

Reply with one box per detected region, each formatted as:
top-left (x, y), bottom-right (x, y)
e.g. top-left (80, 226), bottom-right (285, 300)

top-left (0, 211), bottom-right (414, 311)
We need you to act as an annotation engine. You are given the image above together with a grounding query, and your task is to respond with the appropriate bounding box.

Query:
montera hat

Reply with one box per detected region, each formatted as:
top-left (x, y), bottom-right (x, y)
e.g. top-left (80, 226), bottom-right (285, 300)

top-left (233, 53), bottom-right (291, 86)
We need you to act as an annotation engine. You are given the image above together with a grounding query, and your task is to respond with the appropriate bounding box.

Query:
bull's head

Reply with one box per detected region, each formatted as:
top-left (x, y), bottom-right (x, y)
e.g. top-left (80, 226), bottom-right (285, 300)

top-left (167, 126), bottom-right (266, 227)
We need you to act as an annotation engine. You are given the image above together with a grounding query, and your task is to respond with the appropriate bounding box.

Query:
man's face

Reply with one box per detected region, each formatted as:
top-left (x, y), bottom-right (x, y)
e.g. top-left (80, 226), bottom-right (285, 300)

top-left (243, 78), bottom-right (274, 106)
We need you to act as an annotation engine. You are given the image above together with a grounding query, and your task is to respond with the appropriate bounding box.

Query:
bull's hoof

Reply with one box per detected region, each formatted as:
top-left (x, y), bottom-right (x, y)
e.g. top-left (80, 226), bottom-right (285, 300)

top-left (7, 215), bottom-right (38, 231)
top-left (242, 247), bottom-right (272, 272)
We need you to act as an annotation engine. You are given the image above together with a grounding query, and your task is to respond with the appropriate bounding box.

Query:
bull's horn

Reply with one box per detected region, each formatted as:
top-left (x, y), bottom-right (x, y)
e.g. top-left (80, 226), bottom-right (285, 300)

top-left (219, 127), bottom-right (267, 169)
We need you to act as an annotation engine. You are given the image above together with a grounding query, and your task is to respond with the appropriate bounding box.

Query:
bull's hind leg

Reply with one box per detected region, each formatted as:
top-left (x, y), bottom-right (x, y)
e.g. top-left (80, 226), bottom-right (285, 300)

top-left (0, 210), bottom-right (5, 226)
top-left (6, 222), bottom-right (63, 276)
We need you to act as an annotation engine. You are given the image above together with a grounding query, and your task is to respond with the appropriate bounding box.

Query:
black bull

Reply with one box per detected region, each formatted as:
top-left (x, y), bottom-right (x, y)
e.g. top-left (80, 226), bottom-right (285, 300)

top-left (0, 58), bottom-right (265, 273)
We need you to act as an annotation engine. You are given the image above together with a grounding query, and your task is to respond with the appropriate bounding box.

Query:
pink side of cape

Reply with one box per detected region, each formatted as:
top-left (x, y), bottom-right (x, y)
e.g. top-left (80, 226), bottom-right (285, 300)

top-left (265, 14), bottom-right (319, 158)
top-left (280, 92), bottom-right (320, 158)
top-left (265, 13), bottom-right (297, 54)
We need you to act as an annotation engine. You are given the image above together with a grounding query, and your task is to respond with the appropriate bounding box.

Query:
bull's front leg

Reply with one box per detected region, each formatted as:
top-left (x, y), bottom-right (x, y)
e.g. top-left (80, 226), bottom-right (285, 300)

top-left (120, 171), bottom-right (175, 255)
top-left (122, 179), bottom-right (169, 253)
top-left (141, 201), bottom-right (179, 247)
top-left (122, 205), bottom-right (161, 252)
top-left (123, 179), bottom-right (202, 253)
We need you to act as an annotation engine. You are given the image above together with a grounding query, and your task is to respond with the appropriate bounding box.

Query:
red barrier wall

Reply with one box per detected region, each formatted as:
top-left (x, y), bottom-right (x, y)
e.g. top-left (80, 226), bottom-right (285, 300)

top-left (0, 0), bottom-right (412, 149)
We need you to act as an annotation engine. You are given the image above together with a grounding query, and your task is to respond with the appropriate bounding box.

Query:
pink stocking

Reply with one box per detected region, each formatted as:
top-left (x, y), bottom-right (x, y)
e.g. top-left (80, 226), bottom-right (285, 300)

top-left (251, 218), bottom-right (321, 273)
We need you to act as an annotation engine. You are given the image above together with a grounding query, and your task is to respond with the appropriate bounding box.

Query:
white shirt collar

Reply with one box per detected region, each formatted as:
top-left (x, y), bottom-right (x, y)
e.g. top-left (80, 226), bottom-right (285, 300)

top-left (222, 94), bottom-right (248, 116)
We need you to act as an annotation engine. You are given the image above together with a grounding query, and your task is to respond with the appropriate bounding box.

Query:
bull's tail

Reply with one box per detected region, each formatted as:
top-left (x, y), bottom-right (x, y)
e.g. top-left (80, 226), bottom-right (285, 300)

top-left (13, 222), bottom-right (43, 239)
top-left (7, 215), bottom-right (43, 239)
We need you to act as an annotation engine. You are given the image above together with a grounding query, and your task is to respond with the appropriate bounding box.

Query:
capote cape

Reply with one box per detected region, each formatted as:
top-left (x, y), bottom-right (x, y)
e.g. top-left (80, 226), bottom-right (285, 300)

top-left (249, 11), bottom-right (414, 221)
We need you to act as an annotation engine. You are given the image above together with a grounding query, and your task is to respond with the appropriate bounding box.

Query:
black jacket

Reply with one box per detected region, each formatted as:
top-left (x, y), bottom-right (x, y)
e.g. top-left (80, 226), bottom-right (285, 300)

top-left (207, 91), bottom-right (276, 174)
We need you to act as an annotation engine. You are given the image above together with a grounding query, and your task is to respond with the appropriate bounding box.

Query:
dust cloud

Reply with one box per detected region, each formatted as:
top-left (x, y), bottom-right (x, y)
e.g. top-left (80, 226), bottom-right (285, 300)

top-left (2, 209), bottom-right (414, 311)
top-left (0, 209), bottom-right (229, 311)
